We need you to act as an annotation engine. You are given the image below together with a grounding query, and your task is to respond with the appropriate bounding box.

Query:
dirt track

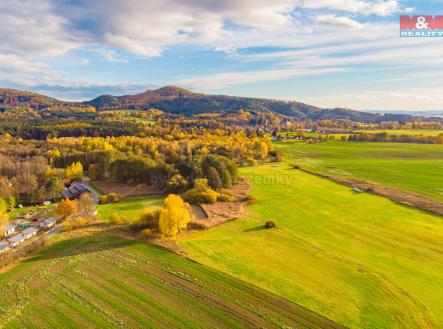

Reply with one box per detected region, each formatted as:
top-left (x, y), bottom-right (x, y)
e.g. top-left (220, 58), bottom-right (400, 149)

top-left (300, 168), bottom-right (443, 217)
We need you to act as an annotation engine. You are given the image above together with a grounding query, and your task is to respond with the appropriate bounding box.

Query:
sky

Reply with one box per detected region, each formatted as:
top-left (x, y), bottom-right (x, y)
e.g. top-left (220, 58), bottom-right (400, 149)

top-left (1, 0), bottom-right (443, 111)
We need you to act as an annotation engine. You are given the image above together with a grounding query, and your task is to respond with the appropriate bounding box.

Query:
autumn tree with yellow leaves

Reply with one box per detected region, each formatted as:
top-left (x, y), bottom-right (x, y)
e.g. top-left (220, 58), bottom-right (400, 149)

top-left (64, 162), bottom-right (83, 181)
top-left (159, 194), bottom-right (193, 238)
top-left (0, 197), bottom-right (8, 237)
top-left (56, 198), bottom-right (77, 218)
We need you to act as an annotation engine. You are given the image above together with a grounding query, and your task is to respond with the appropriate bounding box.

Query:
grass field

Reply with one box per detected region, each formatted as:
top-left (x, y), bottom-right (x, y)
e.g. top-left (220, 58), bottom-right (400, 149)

top-left (355, 129), bottom-right (443, 137)
top-left (278, 142), bottom-right (443, 201)
top-left (97, 196), bottom-right (164, 222)
top-left (8, 205), bottom-right (52, 220)
top-left (180, 162), bottom-right (443, 329)
top-left (0, 230), bottom-right (340, 329)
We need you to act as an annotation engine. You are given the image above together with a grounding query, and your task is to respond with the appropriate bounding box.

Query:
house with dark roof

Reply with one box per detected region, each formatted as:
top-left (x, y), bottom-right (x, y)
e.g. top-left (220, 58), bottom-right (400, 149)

top-left (62, 181), bottom-right (99, 203)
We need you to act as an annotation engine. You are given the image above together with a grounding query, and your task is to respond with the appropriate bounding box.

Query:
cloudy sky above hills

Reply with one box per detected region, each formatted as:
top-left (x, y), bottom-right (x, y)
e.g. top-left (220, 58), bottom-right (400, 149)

top-left (0, 0), bottom-right (442, 110)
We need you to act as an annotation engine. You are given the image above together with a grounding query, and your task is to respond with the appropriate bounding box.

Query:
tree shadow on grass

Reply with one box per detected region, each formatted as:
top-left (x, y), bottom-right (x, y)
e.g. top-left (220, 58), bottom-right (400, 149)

top-left (243, 226), bottom-right (266, 233)
top-left (27, 229), bottom-right (138, 263)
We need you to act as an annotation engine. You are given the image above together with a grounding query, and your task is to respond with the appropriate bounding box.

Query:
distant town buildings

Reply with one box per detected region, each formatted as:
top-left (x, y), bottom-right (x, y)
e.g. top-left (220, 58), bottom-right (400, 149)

top-left (40, 217), bottom-right (57, 228)
top-left (4, 223), bottom-right (17, 237)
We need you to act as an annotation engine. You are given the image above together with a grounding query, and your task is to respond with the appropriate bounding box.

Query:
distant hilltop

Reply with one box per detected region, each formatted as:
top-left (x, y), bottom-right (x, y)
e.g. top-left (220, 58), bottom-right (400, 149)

top-left (0, 86), bottom-right (441, 123)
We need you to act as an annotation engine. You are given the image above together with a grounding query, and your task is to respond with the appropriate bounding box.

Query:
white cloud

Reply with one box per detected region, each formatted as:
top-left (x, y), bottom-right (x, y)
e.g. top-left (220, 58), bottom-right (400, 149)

top-left (0, 0), bottom-right (78, 57)
top-left (301, 87), bottom-right (443, 111)
top-left (0, 0), bottom-right (403, 61)
top-left (179, 67), bottom-right (346, 89)
top-left (97, 49), bottom-right (129, 63)
top-left (297, 0), bottom-right (400, 16)
top-left (312, 15), bottom-right (363, 29)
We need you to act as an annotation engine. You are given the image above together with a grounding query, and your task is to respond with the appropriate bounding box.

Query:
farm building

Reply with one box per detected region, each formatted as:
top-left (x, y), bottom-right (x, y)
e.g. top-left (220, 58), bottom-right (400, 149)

top-left (4, 223), bottom-right (17, 237)
top-left (18, 223), bottom-right (30, 229)
top-left (0, 242), bottom-right (10, 254)
top-left (40, 218), bottom-right (57, 228)
top-left (63, 182), bottom-right (99, 203)
top-left (8, 234), bottom-right (25, 247)
top-left (22, 227), bottom-right (39, 240)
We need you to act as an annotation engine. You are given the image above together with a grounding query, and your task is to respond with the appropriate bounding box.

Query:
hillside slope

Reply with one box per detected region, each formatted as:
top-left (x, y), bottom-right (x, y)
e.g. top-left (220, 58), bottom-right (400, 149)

top-left (0, 88), bottom-right (61, 107)
top-left (0, 230), bottom-right (342, 329)
top-left (0, 86), bottom-right (436, 123)
top-left (84, 86), bottom-right (388, 122)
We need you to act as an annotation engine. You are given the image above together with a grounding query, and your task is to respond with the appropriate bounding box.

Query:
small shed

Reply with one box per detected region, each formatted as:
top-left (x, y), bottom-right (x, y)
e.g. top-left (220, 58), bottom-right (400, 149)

top-left (40, 218), bottom-right (57, 229)
top-left (0, 242), bottom-right (10, 254)
top-left (22, 227), bottom-right (39, 240)
top-left (4, 223), bottom-right (17, 237)
top-left (18, 223), bottom-right (30, 229)
top-left (8, 234), bottom-right (25, 247)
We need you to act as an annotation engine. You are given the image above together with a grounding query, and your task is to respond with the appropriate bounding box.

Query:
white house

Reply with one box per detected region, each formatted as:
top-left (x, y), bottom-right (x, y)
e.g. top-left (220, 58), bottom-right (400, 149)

top-left (4, 223), bottom-right (17, 237)
top-left (22, 227), bottom-right (39, 240)
top-left (8, 234), bottom-right (25, 247)
top-left (40, 218), bottom-right (57, 229)
top-left (0, 242), bottom-right (10, 254)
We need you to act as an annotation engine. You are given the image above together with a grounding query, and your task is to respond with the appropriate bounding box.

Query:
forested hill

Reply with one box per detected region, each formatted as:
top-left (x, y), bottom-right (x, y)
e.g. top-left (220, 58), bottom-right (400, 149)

top-left (84, 86), bottom-right (404, 122)
top-left (0, 86), bottom-right (438, 123)
top-left (0, 88), bottom-right (61, 108)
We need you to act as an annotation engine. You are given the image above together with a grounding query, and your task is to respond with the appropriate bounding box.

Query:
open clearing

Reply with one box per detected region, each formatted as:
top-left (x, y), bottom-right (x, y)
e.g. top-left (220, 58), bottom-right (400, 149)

top-left (0, 229), bottom-right (342, 329)
top-left (278, 142), bottom-right (443, 201)
top-left (97, 196), bottom-right (164, 222)
top-left (92, 180), bottom-right (162, 198)
top-left (180, 162), bottom-right (443, 329)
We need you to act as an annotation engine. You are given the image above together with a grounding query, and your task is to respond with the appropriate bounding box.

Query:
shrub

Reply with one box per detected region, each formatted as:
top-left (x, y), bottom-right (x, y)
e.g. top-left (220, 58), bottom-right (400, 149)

top-left (99, 195), bottom-right (108, 204)
top-left (75, 217), bottom-right (88, 228)
top-left (216, 188), bottom-right (235, 202)
top-left (139, 209), bottom-right (161, 229)
top-left (99, 193), bottom-right (122, 204)
top-left (245, 158), bottom-right (257, 166)
top-left (183, 189), bottom-right (218, 204)
top-left (265, 220), bottom-right (277, 229)
top-left (272, 150), bottom-right (283, 162)
top-left (242, 194), bottom-right (257, 204)
top-left (62, 220), bottom-right (73, 231)
top-left (107, 192), bottom-right (121, 202)
top-left (166, 174), bottom-right (188, 193)
top-left (109, 213), bottom-right (124, 225)
top-left (139, 228), bottom-right (152, 239)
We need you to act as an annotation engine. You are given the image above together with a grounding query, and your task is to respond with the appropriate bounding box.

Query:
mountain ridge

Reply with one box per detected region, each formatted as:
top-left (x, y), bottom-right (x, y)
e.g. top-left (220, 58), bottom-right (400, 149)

top-left (1, 86), bottom-right (440, 123)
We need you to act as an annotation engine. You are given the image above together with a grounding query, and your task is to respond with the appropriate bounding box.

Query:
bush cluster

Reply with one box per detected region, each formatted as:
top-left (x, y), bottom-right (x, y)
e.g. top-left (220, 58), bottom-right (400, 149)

top-left (99, 192), bottom-right (122, 204)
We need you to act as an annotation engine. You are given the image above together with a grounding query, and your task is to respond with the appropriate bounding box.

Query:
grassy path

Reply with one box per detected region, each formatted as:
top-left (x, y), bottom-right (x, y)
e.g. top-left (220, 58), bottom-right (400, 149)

top-left (180, 162), bottom-right (443, 329)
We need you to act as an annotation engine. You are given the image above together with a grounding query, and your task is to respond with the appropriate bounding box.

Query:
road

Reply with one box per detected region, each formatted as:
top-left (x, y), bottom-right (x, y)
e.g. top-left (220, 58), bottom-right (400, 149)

top-left (46, 226), bottom-right (62, 236)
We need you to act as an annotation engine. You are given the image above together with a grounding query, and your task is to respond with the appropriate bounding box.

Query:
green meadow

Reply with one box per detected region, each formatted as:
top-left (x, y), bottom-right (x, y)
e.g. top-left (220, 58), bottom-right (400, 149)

top-left (355, 129), bottom-right (443, 137)
top-left (180, 162), bottom-right (443, 329)
top-left (278, 141), bottom-right (443, 201)
top-left (0, 233), bottom-right (338, 329)
top-left (97, 196), bottom-right (164, 222)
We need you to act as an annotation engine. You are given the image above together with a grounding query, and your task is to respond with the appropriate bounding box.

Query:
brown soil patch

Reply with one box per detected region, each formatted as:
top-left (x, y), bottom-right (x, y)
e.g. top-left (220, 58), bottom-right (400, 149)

top-left (93, 180), bottom-right (163, 197)
top-left (301, 168), bottom-right (443, 216)
top-left (190, 180), bottom-right (252, 230)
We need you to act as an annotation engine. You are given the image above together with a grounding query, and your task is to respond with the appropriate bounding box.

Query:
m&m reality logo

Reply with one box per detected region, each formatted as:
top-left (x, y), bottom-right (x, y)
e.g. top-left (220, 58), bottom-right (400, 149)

top-left (400, 16), bottom-right (443, 37)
